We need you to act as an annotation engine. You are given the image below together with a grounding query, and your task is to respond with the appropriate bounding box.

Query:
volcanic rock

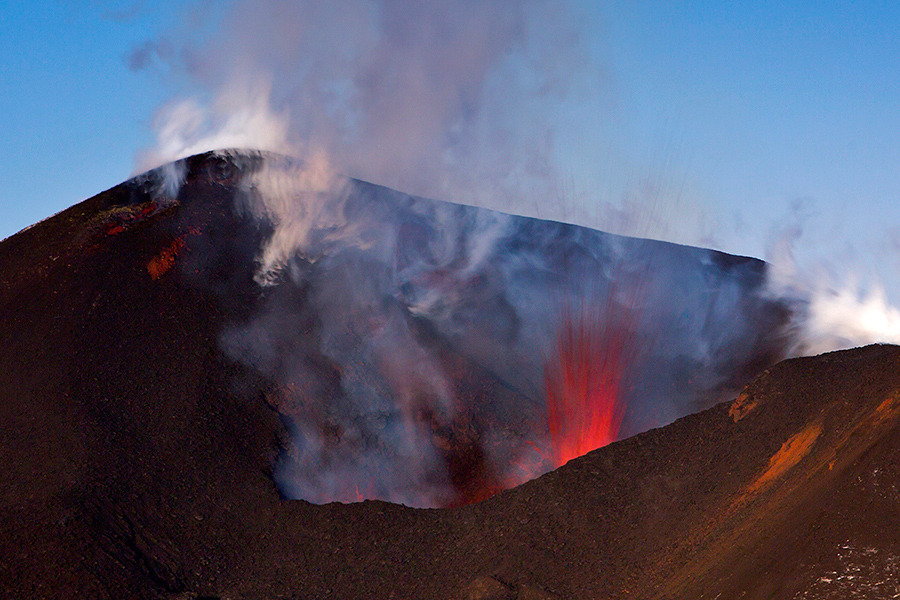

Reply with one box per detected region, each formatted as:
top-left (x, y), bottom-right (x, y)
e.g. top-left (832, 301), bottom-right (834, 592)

top-left (4, 150), bottom-right (895, 598)
top-left (459, 576), bottom-right (515, 600)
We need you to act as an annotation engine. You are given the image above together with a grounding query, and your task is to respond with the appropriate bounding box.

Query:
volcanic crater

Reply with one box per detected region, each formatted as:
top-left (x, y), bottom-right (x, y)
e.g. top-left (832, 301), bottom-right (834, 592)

top-left (2, 150), bottom-right (895, 599)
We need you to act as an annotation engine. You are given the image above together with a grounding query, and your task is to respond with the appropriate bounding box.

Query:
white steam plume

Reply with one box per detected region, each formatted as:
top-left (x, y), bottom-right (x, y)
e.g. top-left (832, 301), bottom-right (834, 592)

top-left (766, 219), bottom-right (900, 356)
top-left (136, 77), bottom-right (294, 173)
top-left (237, 153), bottom-right (351, 284)
top-left (806, 283), bottom-right (900, 353)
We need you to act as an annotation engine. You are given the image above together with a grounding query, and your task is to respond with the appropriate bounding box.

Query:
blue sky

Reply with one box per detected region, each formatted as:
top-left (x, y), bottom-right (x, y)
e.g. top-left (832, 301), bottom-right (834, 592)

top-left (1, 1), bottom-right (173, 234)
top-left (595, 3), bottom-right (900, 260)
top-left (2, 1), bottom-right (899, 298)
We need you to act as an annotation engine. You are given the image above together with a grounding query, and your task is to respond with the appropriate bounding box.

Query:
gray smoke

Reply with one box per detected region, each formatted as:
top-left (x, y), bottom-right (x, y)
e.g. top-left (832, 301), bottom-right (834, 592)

top-left (194, 153), bottom-right (787, 507)
top-left (132, 0), bottom-right (596, 217)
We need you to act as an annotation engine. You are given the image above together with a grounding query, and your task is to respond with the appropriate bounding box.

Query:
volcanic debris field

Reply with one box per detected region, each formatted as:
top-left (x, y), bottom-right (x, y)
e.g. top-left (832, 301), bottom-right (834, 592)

top-left (2, 151), bottom-right (899, 599)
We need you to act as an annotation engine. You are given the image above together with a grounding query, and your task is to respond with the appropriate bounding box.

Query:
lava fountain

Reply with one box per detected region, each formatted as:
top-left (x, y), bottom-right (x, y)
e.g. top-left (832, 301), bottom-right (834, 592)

top-left (544, 294), bottom-right (638, 467)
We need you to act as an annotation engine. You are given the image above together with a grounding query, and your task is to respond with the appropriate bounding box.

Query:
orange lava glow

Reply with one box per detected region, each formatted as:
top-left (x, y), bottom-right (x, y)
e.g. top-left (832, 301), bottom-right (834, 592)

top-left (147, 236), bottom-right (186, 279)
top-left (353, 481), bottom-right (375, 502)
top-left (544, 305), bottom-right (632, 467)
top-left (146, 228), bottom-right (201, 280)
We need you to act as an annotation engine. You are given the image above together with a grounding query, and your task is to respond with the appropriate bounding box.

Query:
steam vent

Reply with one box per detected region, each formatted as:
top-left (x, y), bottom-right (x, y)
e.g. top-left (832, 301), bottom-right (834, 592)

top-left (4, 150), bottom-right (898, 598)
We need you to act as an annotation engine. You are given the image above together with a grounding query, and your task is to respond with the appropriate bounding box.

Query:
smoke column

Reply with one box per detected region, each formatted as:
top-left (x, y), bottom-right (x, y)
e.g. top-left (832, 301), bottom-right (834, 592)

top-left (132, 0), bottom-right (596, 217)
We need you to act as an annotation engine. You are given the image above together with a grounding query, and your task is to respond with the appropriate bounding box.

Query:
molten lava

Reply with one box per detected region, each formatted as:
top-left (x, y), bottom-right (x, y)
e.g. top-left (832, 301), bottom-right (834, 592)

top-left (147, 236), bottom-right (186, 279)
top-left (544, 304), bottom-right (634, 467)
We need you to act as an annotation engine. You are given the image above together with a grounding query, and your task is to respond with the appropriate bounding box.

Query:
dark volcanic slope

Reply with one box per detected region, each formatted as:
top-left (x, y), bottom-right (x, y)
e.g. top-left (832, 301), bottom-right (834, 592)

top-left (4, 151), bottom-right (897, 599)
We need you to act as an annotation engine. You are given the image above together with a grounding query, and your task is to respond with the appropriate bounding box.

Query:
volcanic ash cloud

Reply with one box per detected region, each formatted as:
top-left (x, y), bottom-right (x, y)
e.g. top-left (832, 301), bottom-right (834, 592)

top-left (196, 153), bottom-right (789, 507)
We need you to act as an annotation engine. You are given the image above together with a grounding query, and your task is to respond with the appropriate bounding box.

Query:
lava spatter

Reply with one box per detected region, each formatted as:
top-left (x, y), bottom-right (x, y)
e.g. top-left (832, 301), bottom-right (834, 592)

top-left (544, 298), bottom-right (638, 467)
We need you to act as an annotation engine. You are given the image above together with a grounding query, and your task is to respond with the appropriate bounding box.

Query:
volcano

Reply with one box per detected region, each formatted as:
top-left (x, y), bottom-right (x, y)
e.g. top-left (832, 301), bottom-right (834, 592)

top-left (4, 150), bottom-right (893, 598)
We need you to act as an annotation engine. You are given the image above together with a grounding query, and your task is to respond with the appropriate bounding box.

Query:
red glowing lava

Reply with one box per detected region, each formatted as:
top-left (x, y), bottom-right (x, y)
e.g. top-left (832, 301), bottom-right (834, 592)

top-left (544, 303), bottom-right (635, 467)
